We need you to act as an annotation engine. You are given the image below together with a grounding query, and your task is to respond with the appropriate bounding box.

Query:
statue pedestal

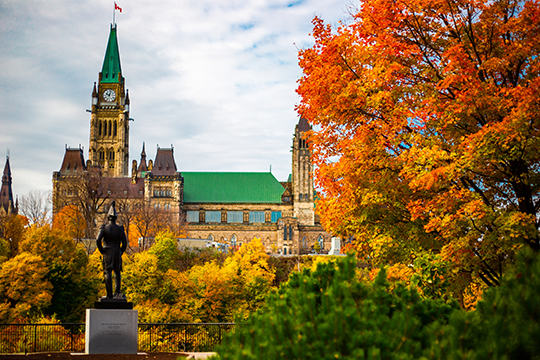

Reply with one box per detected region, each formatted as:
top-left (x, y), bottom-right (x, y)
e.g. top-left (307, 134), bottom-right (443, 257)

top-left (85, 308), bottom-right (138, 354)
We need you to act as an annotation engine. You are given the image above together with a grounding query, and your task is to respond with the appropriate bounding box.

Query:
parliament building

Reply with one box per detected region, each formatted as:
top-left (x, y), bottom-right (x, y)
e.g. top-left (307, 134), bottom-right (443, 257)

top-left (52, 25), bottom-right (330, 255)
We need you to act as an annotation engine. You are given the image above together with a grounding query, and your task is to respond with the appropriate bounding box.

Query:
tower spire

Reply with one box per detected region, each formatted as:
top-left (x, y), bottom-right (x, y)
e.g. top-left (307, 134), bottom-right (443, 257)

top-left (100, 25), bottom-right (122, 84)
top-left (1, 155), bottom-right (16, 215)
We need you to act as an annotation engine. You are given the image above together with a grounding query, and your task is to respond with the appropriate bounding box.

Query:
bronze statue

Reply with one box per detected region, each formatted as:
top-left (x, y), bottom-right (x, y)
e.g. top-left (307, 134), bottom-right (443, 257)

top-left (96, 201), bottom-right (127, 299)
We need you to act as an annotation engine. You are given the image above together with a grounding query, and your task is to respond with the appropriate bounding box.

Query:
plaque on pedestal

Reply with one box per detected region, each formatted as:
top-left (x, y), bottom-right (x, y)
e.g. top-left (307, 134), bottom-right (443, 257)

top-left (85, 308), bottom-right (138, 354)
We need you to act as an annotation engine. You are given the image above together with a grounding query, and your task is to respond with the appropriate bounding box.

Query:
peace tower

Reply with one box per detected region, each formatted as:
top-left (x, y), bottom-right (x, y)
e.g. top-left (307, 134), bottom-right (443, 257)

top-left (88, 24), bottom-right (130, 177)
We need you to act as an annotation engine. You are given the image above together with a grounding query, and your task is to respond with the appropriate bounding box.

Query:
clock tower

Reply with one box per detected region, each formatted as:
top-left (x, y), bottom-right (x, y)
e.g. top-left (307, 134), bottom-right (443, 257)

top-left (88, 24), bottom-right (130, 177)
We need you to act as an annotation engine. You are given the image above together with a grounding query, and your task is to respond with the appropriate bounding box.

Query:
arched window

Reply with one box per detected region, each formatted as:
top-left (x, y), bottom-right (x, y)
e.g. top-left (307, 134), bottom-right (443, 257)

top-left (99, 149), bottom-right (105, 161)
top-left (113, 121), bottom-right (117, 137)
top-left (108, 121), bottom-right (112, 136)
top-left (289, 225), bottom-right (293, 240)
top-left (283, 225), bottom-right (287, 240)
top-left (208, 234), bottom-right (214, 241)
top-left (231, 235), bottom-right (237, 247)
top-left (318, 235), bottom-right (324, 250)
top-left (98, 121), bottom-right (102, 136)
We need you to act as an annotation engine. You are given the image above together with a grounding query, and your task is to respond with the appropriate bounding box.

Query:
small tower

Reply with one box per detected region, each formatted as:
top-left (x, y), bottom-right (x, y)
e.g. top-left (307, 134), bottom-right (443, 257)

top-left (0, 155), bottom-right (16, 215)
top-left (88, 24), bottom-right (130, 177)
top-left (292, 117), bottom-right (314, 225)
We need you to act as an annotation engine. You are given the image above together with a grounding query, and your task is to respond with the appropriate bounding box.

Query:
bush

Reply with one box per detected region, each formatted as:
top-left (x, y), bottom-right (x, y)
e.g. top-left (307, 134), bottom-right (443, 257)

top-left (215, 249), bottom-right (540, 360)
top-left (215, 254), bottom-right (457, 359)
top-left (425, 249), bottom-right (540, 359)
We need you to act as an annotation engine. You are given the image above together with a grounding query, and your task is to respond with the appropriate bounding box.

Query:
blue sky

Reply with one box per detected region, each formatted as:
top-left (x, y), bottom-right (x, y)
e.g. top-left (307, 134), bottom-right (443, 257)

top-left (0, 0), bottom-right (350, 198)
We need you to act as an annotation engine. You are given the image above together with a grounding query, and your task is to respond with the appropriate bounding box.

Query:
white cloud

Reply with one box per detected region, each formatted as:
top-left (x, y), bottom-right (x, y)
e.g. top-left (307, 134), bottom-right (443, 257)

top-left (0, 0), bottom-right (352, 197)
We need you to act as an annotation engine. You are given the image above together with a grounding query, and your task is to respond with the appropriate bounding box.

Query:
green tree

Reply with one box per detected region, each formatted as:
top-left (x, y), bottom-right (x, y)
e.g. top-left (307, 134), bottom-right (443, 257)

top-left (148, 231), bottom-right (180, 271)
top-left (426, 249), bottom-right (540, 359)
top-left (215, 254), bottom-right (457, 360)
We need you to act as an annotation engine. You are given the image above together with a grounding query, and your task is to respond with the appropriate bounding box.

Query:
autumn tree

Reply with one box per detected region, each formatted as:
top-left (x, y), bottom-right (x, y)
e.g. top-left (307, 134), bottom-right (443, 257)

top-left (0, 253), bottom-right (53, 322)
top-left (0, 214), bottom-right (28, 257)
top-left (19, 225), bottom-right (99, 322)
top-left (132, 200), bottom-right (186, 250)
top-left (53, 205), bottom-right (86, 249)
top-left (54, 167), bottom-right (111, 239)
top-left (297, 0), bottom-right (540, 290)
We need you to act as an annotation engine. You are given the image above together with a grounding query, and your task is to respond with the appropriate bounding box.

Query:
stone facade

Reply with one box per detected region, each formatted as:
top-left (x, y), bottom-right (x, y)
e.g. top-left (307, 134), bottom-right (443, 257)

top-left (52, 25), bottom-right (332, 255)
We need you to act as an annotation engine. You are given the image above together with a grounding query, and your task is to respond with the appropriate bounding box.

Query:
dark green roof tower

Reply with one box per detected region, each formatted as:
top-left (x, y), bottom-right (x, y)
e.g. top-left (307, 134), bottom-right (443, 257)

top-left (88, 24), bottom-right (130, 177)
top-left (100, 25), bottom-right (122, 84)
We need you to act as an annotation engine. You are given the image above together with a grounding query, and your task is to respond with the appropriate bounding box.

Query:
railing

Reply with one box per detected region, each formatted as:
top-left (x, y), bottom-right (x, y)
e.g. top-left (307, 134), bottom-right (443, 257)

top-left (0, 323), bottom-right (235, 354)
top-left (0, 323), bottom-right (85, 353)
top-left (138, 323), bottom-right (235, 352)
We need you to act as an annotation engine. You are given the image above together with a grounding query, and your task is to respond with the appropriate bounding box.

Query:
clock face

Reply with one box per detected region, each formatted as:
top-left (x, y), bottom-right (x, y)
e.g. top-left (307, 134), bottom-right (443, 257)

top-left (103, 89), bottom-right (116, 102)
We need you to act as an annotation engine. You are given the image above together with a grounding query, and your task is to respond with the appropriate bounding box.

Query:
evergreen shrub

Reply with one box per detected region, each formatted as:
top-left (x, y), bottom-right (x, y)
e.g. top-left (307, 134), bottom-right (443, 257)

top-left (214, 254), bottom-right (457, 359)
top-left (215, 250), bottom-right (540, 360)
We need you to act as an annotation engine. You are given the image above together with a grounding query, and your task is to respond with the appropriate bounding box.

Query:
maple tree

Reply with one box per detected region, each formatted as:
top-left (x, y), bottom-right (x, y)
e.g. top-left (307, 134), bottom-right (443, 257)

top-left (53, 205), bottom-right (86, 247)
top-left (297, 0), bottom-right (540, 289)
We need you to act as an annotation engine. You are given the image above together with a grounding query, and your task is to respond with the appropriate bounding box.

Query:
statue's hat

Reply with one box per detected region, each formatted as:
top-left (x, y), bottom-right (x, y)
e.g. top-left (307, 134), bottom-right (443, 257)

top-left (108, 201), bottom-right (118, 219)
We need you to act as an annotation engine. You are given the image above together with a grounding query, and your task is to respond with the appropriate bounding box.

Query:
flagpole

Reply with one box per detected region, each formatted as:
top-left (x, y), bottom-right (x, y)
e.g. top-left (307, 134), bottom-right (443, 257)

top-left (113, 2), bottom-right (116, 26)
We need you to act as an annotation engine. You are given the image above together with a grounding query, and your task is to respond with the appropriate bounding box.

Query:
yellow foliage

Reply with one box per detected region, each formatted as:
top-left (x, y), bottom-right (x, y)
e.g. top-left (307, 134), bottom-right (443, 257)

top-left (0, 252), bottom-right (53, 322)
top-left (224, 237), bottom-right (275, 285)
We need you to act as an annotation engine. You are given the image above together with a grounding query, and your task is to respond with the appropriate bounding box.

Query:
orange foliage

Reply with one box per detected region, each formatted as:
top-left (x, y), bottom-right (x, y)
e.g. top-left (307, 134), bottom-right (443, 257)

top-left (53, 205), bottom-right (85, 240)
top-left (297, 0), bottom-right (540, 291)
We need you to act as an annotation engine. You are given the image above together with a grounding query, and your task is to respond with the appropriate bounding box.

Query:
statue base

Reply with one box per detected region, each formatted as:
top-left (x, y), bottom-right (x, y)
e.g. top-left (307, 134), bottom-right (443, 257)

top-left (85, 308), bottom-right (138, 354)
top-left (95, 295), bottom-right (133, 309)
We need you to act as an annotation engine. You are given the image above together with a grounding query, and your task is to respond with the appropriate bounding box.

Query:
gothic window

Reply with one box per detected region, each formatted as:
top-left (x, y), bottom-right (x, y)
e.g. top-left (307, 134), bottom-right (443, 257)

top-left (108, 150), bottom-right (115, 160)
top-left (108, 121), bottom-right (112, 136)
top-left (99, 150), bottom-right (105, 161)
top-left (99, 121), bottom-right (102, 136)
top-left (231, 235), bottom-right (237, 247)
top-left (208, 234), bottom-right (214, 241)
top-left (113, 121), bottom-right (117, 137)
top-left (289, 225), bottom-right (293, 240)
top-left (318, 235), bottom-right (324, 249)
top-left (284, 225), bottom-right (287, 240)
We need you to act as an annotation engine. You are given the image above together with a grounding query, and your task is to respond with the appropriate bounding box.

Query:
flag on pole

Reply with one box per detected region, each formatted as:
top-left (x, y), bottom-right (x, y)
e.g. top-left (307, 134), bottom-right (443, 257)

top-left (115, 2), bottom-right (122, 12)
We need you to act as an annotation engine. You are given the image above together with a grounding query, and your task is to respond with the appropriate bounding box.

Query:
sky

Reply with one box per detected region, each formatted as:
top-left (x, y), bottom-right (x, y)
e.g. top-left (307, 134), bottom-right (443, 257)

top-left (0, 0), bottom-right (352, 199)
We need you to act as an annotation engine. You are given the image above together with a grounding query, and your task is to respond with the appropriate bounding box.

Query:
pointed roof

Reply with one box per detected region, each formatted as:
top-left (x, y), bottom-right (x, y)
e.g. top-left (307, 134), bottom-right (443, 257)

top-left (298, 117), bottom-right (311, 132)
top-left (153, 147), bottom-right (177, 176)
top-left (101, 25), bottom-right (122, 84)
top-left (59, 147), bottom-right (87, 175)
top-left (1, 156), bottom-right (15, 214)
top-left (137, 143), bottom-right (148, 174)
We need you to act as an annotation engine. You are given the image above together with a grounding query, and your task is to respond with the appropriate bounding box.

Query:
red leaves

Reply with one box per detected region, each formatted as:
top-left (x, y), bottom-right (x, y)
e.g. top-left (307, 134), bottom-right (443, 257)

top-left (297, 0), bottom-right (540, 288)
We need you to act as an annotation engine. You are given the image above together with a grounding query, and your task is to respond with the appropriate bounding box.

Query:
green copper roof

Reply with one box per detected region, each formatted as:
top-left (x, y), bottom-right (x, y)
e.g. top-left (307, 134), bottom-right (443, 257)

top-left (182, 172), bottom-right (285, 203)
top-left (101, 25), bottom-right (122, 83)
